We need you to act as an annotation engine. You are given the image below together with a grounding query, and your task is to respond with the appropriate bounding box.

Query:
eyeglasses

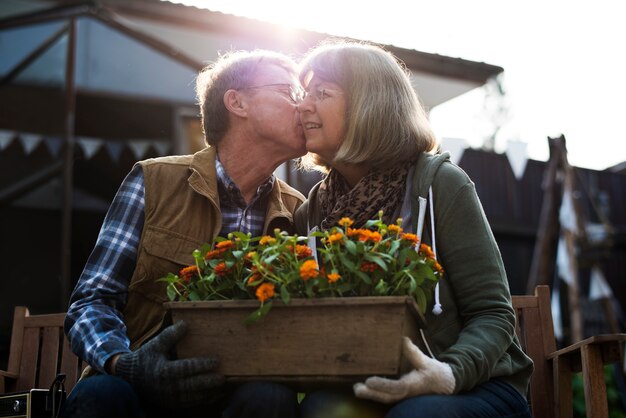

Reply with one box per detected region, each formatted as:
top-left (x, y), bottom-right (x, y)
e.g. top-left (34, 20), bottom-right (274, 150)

top-left (301, 87), bottom-right (344, 102)
top-left (242, 83), bottom-right (304, 104)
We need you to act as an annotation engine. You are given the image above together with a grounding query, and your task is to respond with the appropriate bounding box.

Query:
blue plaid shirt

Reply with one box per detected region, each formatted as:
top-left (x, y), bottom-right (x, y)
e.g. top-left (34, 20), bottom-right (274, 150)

top-left (65, 161), bottom-right (274, 373)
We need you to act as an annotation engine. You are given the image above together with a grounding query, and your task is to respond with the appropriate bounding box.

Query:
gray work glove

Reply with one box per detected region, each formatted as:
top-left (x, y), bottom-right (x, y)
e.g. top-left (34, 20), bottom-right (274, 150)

top-left (353, 336), bottom-right (455, 403)
top-left (115, 321), bottom-right (225, 409)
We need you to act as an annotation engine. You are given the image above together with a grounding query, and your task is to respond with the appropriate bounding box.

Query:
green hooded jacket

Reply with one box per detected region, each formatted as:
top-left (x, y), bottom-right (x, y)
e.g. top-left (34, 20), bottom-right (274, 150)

top-left (295, 152), bottom-right (533, 397)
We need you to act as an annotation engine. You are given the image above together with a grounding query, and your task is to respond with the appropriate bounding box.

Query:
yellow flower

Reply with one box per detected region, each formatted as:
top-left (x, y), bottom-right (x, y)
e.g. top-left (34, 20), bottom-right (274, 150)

top-left (388, 224), bottom-right (403, 235)
top-left (338, 217), bottom-right (354, 227)
top-left (255, 282), bottom-right (275, 302)
top-left (328, 232), bottom-right (344, 244)
top-left (245, 251), bottom-right (257, 260)
top-left (327, 272), bottom-right (341, 283)
top-left (259, 236), bottom-right (276, 246)
top-left (299, 259), bottom-right (319, 280)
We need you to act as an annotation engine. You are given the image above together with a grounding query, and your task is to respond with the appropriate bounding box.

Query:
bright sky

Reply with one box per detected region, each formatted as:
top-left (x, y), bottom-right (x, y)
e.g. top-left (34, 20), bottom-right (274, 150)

top-left (176, 0), bottom-right (626, 171)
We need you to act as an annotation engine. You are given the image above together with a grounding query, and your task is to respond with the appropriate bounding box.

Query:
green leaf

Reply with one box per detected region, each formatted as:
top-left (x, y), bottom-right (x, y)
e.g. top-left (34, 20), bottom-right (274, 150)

top-left (232, 250), bottom-right (244, 259)
top-left (188, 291), bottom-right (200, 301)
top-left (414, 287), bottom-right (427, 314)
top-left (263, 253), bottom-right (279, 264)
top-left (364, 253), bottom-right (388, 272)
top-left (364, 219), bottom-right (379, 228)
top-left (355, 270), bottom-right (372, 284)
top-left (344, 239), bottom-right (357, 255)
top-left (388, 240), bottom-right (400, 255)
top-left (166, 285), bottom-right (177, 301)
top-left (244, 301), bottom-right (273, 326)
top-left (338, 253), bottom-right (356, 271)
top-left (374, 279), bottom-right (388, 295)
top-left (281, 285), bottom-right (291, 304)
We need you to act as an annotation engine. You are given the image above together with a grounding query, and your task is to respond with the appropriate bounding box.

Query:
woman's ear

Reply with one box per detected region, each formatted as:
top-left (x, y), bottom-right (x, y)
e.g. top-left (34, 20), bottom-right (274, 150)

top-left (223, 89), bottom-right (247, 117)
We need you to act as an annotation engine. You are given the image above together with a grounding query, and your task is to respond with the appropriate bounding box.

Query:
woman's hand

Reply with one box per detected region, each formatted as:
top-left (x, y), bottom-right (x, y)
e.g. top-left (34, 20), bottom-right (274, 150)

top-left (353, 337), bottom-right (455, 403)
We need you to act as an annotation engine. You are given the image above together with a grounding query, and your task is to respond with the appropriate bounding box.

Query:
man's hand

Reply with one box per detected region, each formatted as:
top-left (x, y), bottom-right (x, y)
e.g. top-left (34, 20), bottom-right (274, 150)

top-left (114, 321), bottom-right (225, 408)
top-left (353, 337), bottom-right (455, 403)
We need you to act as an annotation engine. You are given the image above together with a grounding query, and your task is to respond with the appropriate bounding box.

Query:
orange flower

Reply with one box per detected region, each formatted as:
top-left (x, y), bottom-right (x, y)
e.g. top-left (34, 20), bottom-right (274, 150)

top-left (299, 259), bottom-right (319, 280)
top-left (358, 230), bottom-right (382, 243)
top-left (295, 245), bottom-right (313, 259)
top-left (204, 249), bottom-right (221, 260)
top-left (360, 262), bottom-right (378, 273)
top-left (255, 282), bottom-right (275, 302)
top-left (245, 251), bottom-right (257, 261)
top-left (401, 233), bottom-right (419, 245)
top-left (247, 272), bottom-right (262, 286)
top-left (179, 265), bottom-right (198, 283)
top-left (259, 235), bottom-right (276, 246)
top-left (214, 262), bottom-right (231, 276)
top-left (434, 261), bottom-right (444, 275)
top-left (387, 224), bottom-right (403, 235)
top-left (216, 240), bottom-right (234, 251)
top-left (327, 272), bottom-right (341, 283)
top-left (327, 232), bottom-right (344, 244)
top-left (338, 217), bottom-right (354, 227)
top-left (347, 228), bottom-right (360, 237)
top-left (419, 243), bottom-right (435, 259)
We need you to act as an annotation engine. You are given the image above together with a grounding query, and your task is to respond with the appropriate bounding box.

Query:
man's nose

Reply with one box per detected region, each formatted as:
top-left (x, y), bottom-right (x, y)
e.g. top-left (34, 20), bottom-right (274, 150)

top-left (296, 96), bottom-right (313, 113)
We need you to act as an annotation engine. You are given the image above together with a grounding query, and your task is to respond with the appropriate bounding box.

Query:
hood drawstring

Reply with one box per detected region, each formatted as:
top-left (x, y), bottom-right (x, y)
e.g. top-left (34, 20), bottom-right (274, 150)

top-left (415, 188), bottom-right (442, 315)
top-left (429, 187), bottom-right (443, 315)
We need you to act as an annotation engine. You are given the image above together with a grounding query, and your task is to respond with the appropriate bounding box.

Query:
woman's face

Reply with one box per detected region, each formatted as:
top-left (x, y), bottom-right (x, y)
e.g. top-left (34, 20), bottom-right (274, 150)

top-left (298, 75), bottom-right (347, 163)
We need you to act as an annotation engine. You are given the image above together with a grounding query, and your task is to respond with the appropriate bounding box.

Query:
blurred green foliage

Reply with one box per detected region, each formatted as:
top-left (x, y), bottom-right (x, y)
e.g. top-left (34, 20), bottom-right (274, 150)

top-left (572, 366), bottom-right (626, 418)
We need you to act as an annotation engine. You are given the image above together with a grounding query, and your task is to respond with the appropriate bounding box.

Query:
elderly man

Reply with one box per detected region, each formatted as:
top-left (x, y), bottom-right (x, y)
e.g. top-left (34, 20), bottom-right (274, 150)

top-left (61, 50), bottom-right (307, 418)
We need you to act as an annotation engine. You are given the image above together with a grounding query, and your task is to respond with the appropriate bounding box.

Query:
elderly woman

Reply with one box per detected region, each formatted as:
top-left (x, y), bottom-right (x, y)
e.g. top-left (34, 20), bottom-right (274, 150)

top-left (295, 42), bottom-right (533, 418)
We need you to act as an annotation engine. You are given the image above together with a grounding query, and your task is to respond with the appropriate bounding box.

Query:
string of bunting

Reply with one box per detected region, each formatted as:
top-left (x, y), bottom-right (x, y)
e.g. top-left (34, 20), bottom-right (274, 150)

top-left (0, 130), bottom-right (170, 161)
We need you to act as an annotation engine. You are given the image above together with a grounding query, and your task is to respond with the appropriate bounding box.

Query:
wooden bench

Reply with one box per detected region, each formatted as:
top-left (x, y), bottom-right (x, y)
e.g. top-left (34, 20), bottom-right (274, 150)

top-left (1, 286), bottom-right (625, 417)
top-left (0, 307), bottom-right (85, 393)
top-left (513, 285), bottom-right (626, 417)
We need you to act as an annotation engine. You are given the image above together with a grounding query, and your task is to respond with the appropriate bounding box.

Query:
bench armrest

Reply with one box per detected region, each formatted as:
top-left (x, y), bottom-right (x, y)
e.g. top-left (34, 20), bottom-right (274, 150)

top-left (547, 333), bottom-right (626, 372)
top-left (0, 370), bottom-right (18, 393)
top-left (546, 333), bottom-right (626, 417)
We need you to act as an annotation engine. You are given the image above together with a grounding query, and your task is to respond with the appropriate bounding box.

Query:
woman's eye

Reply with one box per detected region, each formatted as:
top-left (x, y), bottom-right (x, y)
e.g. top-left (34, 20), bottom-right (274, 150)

top-left (317, 88), bottom-right (328, 100)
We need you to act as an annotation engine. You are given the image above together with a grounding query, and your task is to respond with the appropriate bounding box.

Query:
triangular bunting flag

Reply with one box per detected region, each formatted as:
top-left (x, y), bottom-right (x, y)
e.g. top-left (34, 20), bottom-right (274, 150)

top-left (105, 141), bottom-right (125, 162)
top-left (0, 130), bottom-right (15, 150)
top-left (559, 189), bottom-right (577, 232)
top-left (153, 141), bottom-right (170, 156)
top-left (505, 140), bottom-right (528, 180)
top-left (440, 137), bottom-right (467, 165)
top-left (20, 133), bottom-right (42, 154)
top-left (551, 285), bottom-right (563, 340)
top-left (556, 236), bottom-right (575, 285)
top-left (589, 267), bottom-right (613, 300)
top-left (128, 140), bottom-right (152, 160)
top-left (44, 137), bottom-right (63, 158)
top-left (78, 137), bottom-right (104, 159)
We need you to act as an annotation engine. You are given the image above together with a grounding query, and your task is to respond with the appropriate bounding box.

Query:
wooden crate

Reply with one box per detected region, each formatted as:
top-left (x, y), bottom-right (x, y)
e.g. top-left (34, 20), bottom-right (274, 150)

top-left (165, 296), bottom-right (425, 386)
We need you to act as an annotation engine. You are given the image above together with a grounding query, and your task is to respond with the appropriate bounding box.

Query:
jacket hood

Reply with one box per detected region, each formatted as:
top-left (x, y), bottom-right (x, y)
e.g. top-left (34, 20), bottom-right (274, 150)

top-left (411, 151), bottom-right (451, 200)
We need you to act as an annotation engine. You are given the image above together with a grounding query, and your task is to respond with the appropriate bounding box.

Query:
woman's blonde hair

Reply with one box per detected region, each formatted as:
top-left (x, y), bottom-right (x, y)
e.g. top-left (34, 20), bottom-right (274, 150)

top-left (299, 41), bottom-right (438, 171)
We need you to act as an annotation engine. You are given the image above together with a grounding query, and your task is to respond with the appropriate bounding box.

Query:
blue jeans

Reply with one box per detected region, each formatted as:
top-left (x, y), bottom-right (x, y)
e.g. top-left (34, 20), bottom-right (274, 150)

top-left (301, 380), bottom-right (530, 418)
top-left (59, 375), bottom-right (298, 418)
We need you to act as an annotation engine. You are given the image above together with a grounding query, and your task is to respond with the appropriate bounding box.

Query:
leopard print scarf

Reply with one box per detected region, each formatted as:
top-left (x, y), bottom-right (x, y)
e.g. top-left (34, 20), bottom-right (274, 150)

top-left (317, 164), bottom-right (410, 230)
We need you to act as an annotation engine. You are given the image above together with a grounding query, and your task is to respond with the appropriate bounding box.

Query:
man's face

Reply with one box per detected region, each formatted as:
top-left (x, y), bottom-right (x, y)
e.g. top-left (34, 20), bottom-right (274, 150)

top-left (240, 64), bottom-right (306, 161)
